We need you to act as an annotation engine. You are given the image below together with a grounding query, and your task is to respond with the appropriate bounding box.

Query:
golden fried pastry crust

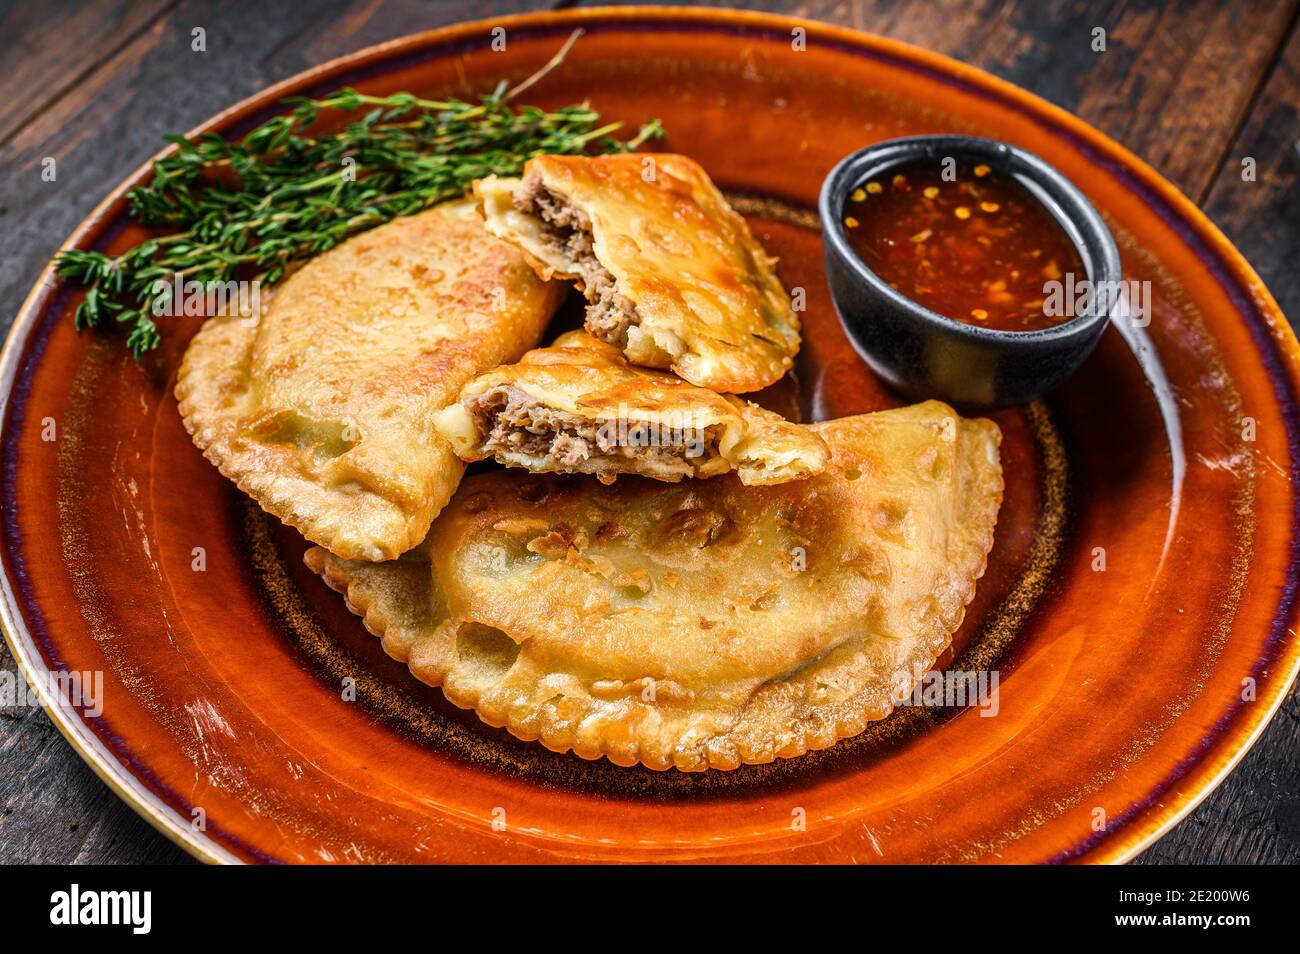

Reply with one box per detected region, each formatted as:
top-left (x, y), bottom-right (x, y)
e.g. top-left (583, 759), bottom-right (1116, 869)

top-left (307, 401), bottom-right (1002, 770)
top-left (433, 330), bottom-right (827, 485)
top-left (475, 153), bottom-right (799, 393)
top-left (177, 201), bottom-right (563, 562)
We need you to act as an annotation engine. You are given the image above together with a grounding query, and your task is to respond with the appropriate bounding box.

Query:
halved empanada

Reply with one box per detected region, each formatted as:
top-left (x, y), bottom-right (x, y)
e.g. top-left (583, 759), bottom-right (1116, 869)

top-left (307, 401), bottom-right (1003, 771)
top-left (433, 330), bottom-right (827, 486)
top-left (475, 153), bottom-right (800, 393)
top-left (177, 201), bottom-right (564, 562)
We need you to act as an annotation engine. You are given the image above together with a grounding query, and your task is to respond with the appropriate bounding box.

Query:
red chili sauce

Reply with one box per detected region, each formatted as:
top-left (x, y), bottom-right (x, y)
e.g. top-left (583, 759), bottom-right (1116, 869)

top-left (841, 159), bottom-right (1086, 331)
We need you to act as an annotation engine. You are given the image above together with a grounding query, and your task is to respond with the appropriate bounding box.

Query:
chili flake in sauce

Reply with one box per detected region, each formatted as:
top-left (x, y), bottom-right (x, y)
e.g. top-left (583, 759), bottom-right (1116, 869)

top-left (842, 159), bottom-right (1086, 331)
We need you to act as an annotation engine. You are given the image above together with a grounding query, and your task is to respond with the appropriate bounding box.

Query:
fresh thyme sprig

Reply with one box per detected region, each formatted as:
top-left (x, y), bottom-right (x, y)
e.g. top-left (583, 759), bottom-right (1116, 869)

top-left (57, 65), bottom-right (663, 357)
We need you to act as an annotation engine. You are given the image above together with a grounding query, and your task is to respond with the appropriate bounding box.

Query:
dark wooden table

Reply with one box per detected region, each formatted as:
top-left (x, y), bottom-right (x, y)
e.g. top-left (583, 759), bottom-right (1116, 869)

top-left (1, 0), bottom-right (1297, 865)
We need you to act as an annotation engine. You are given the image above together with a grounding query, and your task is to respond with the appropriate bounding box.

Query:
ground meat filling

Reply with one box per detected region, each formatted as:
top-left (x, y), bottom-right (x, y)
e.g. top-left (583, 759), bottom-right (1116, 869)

top-left (514, 175), bottom-right (640, 347)
top-left (470, 386), bottom-right (722, 478)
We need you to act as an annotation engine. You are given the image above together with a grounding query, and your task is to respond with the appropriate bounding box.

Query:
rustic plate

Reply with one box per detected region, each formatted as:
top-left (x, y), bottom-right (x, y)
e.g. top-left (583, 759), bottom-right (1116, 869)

top-left (3, 7), bottom-right (1298, 864)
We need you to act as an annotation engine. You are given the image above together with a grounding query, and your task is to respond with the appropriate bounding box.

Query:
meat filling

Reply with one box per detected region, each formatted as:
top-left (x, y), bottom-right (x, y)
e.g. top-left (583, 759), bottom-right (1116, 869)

top-left (514, 174), bottom-right (640, 346)
top-left (470, 386), bottom-right (722, 479)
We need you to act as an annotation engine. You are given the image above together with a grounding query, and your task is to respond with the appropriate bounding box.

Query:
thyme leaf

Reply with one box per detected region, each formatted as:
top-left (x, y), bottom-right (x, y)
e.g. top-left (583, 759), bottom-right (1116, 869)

top-left (57, 41), bottom-right (663, 358)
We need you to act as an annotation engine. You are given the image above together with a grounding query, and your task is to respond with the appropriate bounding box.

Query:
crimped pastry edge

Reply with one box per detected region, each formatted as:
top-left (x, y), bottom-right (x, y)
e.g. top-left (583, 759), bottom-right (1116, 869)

top-left (303, 414), bottom-right (1003, 771)
top-left (176, 314), bottom-right (444, 563)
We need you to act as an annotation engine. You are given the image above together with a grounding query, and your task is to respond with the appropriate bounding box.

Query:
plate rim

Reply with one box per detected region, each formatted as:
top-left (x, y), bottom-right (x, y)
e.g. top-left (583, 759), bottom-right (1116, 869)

top-left (2, 4), bottom-right (1298, 865)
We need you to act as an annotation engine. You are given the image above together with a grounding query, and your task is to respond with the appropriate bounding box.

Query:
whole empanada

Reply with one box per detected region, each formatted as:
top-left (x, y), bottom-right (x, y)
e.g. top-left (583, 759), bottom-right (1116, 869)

top-left (306, 401), bottom-right (1003, 771)
top-left (475, 153), bottom-right (800, 393)
top-left (176, 201), bottom-right (564, 562)
top-left (433, 330), bottom-right (827, 485)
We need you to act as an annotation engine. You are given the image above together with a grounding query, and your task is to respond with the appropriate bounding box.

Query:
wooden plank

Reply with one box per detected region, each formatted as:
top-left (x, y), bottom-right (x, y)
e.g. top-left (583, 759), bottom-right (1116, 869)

top-left (587, 0), bottom-right (1297, 199)
top-left (1133, 21), bottom-right (1300, 866)
top-left (1199, 20), bottom-right (1300, 329)
top-left (0, 0), bottom-right (553, 342)
top-left (0, 0), bottom-right (176, 144)
top-left (1133, 681), bottom-right (1300, 864)
top-left (0, 701), bottom-right (195, 864)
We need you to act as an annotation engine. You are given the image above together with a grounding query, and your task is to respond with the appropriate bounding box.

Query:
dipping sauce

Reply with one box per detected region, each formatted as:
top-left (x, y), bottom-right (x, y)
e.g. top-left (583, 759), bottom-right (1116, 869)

top-left (842, 158), bottom-right (1087, 331)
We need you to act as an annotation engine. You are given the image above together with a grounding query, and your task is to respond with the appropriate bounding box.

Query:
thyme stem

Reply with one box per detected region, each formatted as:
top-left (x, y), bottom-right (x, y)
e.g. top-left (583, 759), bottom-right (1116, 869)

top-left (56, 32), bottom-right (663, 358)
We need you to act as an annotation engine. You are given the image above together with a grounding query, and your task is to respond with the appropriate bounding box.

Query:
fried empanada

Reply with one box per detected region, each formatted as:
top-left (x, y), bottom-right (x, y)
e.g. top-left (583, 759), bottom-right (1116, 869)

top-left (306, 401), bottom-right (1003, 771)
top-left (475, 153), bottom-right (800, 393)
top-left (433, 330), bottom-right (827, 485)
top-left (177, 201), bottom-right (564, 562)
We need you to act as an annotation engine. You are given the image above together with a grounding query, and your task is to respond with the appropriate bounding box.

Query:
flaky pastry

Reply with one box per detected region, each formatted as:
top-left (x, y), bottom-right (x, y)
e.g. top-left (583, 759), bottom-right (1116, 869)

top-left (475, 153), bottom-right (800, 393)
top-left (433, 330), bottom-right (827, 485)
top-left (176, 201), bottom-right (563, 561)
top-left (307, 401), bottom-right (1003, 770)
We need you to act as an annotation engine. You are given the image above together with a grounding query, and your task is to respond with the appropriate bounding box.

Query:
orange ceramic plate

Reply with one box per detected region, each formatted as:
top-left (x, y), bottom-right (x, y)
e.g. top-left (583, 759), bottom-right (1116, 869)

top-left (3, 7), bottom-right (1298, 864)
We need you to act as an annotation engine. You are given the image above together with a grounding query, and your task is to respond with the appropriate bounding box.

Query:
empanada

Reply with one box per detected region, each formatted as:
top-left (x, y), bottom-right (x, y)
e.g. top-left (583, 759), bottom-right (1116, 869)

top-left (177, 200), bottom-right (564, 562)
top-left (433, 330), bottom-right (827, 485)
top-left (306, 401), bottom-right (1003, 771)
top-left (475, 153), bottom-right (800, 393)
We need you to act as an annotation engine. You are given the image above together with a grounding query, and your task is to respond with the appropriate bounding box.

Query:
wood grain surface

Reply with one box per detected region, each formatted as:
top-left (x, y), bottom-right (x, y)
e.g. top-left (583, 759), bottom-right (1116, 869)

top-left (1, 0), bottom-right (1296, 865)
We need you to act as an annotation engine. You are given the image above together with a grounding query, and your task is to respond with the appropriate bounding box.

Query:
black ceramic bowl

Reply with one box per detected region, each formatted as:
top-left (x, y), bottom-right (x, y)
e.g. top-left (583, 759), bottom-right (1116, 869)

top-left (819, 135), bottom-right (1121, 409)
